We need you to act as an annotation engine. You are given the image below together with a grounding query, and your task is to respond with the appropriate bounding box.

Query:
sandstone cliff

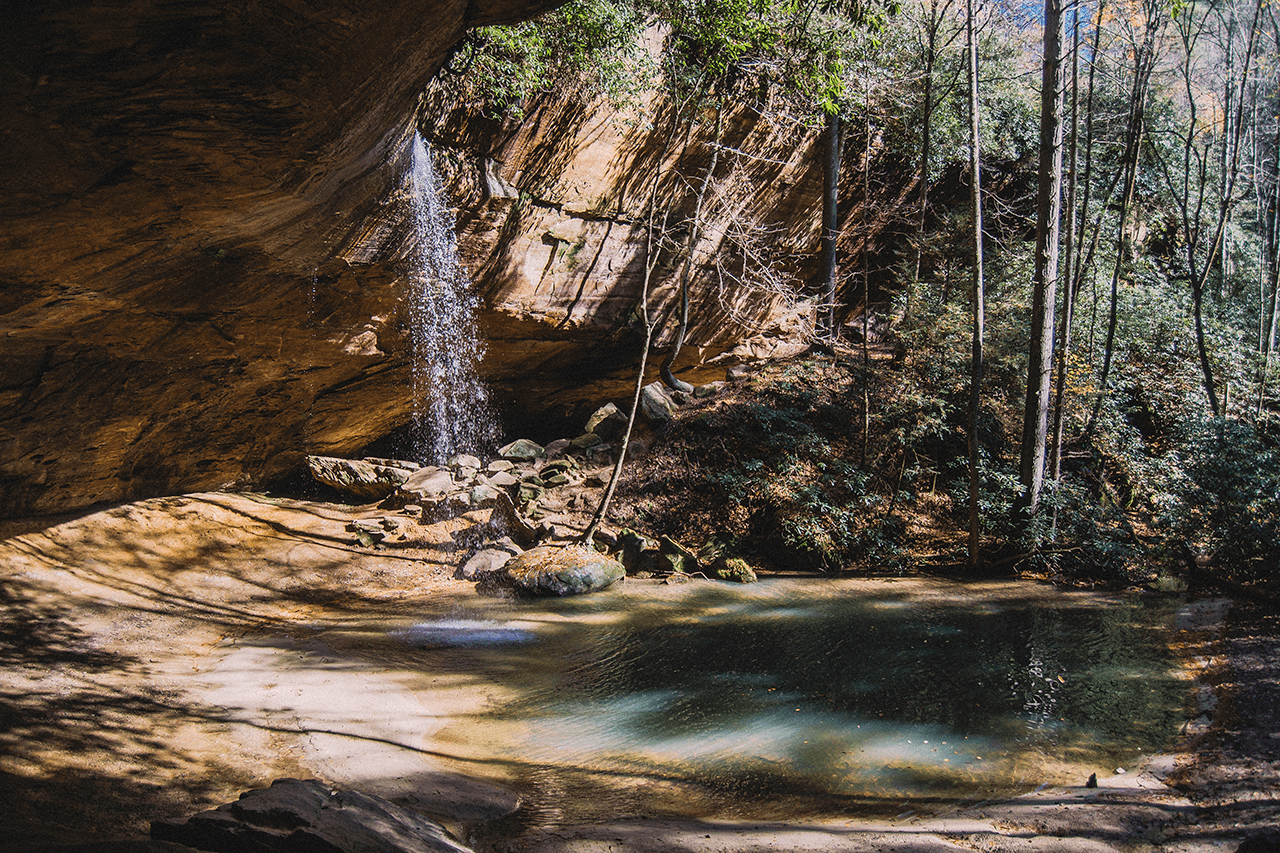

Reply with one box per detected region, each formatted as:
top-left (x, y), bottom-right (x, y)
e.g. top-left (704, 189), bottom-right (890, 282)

top-left (0, 2), bottom-right (917, 517)
top-left (0, 0), bottom-right (558, 515)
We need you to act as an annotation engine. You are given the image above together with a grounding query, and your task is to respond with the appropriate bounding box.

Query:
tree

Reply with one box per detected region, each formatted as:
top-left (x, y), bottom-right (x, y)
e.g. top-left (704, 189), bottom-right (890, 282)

top-left (1149, 0), bottom-right (1262, 418)
top-left (1048, 6), bottom-right (1084, 535)
top-left (1016, 0), bottom-right (1066, 520)
top-left (817, 109), bottom-right (843, 343)
top-left (964, 0), bottom-right (985, 569)
top-left (913, 0), bottom-right (963, 285)
top-left (1087, 0), bottom-right (1163, 433)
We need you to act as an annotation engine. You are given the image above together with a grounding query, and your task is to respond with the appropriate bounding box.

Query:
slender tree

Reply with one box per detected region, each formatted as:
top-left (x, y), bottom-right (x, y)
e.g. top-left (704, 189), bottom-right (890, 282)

top-left (1048, 6), bottom-right (1083, 538)
top-left (1149, 0), bottom-right (1261, 417)
top-left (818, 109), bottom-right (843, 344)
top-left (965, 0), bottom-right (985, 570)
top-left (1016, 0), bottom-right (1066, 519)
top-left (1088, 0), bottom-right (1162, 433)
top-left (913, 0), bottom-right (962, 285)
top-left (661, 98), bottom-right (723, 392)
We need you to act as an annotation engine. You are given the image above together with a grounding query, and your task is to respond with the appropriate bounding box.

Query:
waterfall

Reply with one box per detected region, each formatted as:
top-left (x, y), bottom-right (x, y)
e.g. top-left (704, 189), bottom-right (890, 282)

top-left (402, 132), bottom-right (499, 464)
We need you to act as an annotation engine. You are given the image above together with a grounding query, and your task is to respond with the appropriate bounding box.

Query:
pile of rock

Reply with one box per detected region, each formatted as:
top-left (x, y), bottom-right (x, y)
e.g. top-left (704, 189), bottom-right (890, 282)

top-left (618, 529), bottom-right (758, 583)
top-left (306, 378), bottom-right (759, 596)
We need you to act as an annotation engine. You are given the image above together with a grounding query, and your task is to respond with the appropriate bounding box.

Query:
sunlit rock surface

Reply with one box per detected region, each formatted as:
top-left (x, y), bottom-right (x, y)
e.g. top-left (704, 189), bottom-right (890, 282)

top-left (0, 0), bottom-right (557, 515)
top-left (0, 2), bottom-right (916, 517)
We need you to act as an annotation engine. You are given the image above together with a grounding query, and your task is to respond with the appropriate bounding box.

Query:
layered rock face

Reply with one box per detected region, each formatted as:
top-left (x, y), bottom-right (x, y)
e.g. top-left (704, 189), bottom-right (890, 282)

top-left (0, 2), bottom-right (910, 517)
top-left (427, 87), bottom-right (833, 406)
top-left (0, 0), bottom-right (558, 515)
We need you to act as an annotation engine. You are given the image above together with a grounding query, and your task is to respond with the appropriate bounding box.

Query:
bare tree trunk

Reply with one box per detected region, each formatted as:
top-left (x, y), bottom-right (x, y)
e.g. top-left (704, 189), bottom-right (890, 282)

top-left (818, 110), bottom-right (842, 344)
top-left (860, 67), bottom-right (872, 469)
top-left (1152, 0), bottom-right (1262, 419)
top-left (1088, 3), bottom-right (1159, 433)
top-left (1048, 10), bottom-right (1081, 540)
top-left (915, 23), bottom-right (935, 287)
top-left (965, 0), bottom-right (985, 571)
top-left (581, 76), bottom-right (699, 546)
top-left (1259, 119), bottom-right (1280, 421)
top-left (1016, 0), bottom-right (1066, 520)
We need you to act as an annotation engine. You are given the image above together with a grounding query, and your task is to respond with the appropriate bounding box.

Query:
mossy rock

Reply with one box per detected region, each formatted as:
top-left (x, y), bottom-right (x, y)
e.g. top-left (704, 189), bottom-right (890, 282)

top-left (713, 556), bottom-right (758, 584)
top-left (659, 535), bottom-right (700, 574)
top-left (619, 528), bottom-right (660, 574)
top-left (490, 544), bottom-right (624, 597)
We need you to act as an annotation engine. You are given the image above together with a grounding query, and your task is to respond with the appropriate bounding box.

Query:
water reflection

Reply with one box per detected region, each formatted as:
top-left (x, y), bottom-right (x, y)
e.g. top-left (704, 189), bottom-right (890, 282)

top-left (318, 580), bottom-right (1189, 822)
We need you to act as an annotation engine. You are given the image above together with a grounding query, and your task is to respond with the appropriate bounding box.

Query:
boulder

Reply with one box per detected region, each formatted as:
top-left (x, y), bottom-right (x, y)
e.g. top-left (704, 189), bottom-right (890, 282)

top-left (585, 402), bottom-right (628, 438)
top-left (487, 490), bottom-right (540, 548)
top-left (484, 470), bottom-right (521, 488)
top-left (402, 466), bottom-right (455, 497)
top-left (639, 382), bottom-right (677, 423)
top-left (364, 457), bottom-right (423, 471)
top-left (347, 519), bottom-right (387, 547)
top-left (570, 432), bottom-right (604, 449)
top-left (307, 456), bottom-right (413, 500)
top-left (470, 484), bottom-right (501, 504)
top-left (619, 528), bottom-right (661, 575)
top-left (458, 548), bottom-right (516, 579)
top-left (499, 438), bottom-right (546, 461)
top-left (151, 778), bottom-right (474, 853)
top-left (694, 381), bottom-right (725, 398)
top-left (447, 454), bottom-right (483, 471)
top-left (713, 556), bottom-right (759, 583)
top-left (482, 544), bottom-right (624, 597)
top-left (543, 438), bottom-right (573, 458)
top-left (541, 458), bottom-right (578, 474)
top-left (660, 535), bottom-right (701, 574)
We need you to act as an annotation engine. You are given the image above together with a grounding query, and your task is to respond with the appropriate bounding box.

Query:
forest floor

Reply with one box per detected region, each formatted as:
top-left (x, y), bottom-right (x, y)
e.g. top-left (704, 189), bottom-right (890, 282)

top-left (1, 490), bottom-right (1277, 853)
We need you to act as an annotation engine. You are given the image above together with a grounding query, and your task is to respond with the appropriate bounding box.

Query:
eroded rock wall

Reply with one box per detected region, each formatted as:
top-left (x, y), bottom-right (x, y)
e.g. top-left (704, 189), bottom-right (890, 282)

top-left (0, 3), bottom-right (916, 517)
top-left (415, 83), bottom-right (916, 427)
top-left (0, 0), bottom-right (556, 515)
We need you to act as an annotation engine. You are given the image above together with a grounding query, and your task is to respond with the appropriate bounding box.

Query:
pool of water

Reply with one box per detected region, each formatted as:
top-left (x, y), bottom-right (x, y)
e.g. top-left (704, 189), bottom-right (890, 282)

top-left (304, 578), bottom-right (1191, 825)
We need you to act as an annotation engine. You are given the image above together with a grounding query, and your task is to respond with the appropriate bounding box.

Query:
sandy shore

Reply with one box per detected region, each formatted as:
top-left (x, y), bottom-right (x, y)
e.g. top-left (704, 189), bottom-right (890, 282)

top-left (1, 492), bottom-right (1275, 852)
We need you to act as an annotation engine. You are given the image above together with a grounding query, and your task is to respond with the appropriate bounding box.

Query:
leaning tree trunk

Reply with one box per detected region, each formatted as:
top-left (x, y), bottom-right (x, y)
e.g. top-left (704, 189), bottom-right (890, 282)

top-left (818, 109), bottom-right (842, 344)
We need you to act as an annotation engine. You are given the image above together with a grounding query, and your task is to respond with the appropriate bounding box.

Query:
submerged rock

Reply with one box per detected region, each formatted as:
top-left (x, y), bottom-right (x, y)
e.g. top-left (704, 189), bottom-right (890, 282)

top-left (481, 544), bottom-right (623, 597)
top-left (151, 778), bottom-right (474, 853)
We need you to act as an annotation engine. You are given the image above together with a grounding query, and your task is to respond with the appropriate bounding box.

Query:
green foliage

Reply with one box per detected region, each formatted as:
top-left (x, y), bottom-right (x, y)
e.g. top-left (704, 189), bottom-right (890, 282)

top-left (445, 0), bottom-right (652, 117)
top-left (689, 360), bottom-right (908, 571)
top-left (1152, 419), bottom-right (1280, 579)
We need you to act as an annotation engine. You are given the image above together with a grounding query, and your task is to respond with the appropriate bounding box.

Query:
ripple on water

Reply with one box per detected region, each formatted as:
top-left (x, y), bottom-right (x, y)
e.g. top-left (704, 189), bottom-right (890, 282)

top-left (349, 579), bottom-right (1192, 822)
top-left (392, 619), bottom-right (539, 648)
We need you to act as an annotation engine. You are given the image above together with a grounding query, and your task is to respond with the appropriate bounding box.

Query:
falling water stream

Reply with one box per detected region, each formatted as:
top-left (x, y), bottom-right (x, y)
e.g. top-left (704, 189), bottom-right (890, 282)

top-left (402, 132), bottom-right (498, 464)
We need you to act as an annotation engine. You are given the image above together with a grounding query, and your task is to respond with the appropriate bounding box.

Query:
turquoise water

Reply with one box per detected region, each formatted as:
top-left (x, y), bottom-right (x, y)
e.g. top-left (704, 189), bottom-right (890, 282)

top-left (326, 579), bottom-right (1190, 822)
